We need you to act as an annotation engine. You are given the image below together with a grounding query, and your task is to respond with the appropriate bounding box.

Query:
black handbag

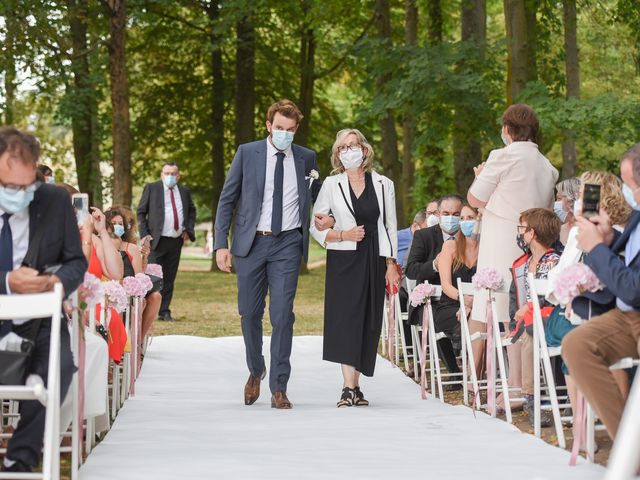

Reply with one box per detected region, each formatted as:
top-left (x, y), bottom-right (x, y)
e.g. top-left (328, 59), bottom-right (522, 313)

top-left (0, 320), bottom-right (41, 385)
top-left (146, 275), bottom-right (163, 294)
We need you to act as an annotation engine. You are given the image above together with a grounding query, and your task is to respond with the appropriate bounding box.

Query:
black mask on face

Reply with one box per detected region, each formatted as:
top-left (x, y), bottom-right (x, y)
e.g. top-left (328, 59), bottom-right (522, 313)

top-left (516, 233), bottom-right (530, 254)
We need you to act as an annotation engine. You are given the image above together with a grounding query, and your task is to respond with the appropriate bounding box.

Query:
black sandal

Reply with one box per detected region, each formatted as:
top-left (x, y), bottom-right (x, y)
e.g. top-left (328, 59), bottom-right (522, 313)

top-left (337, 387), bottom-right (354, 408)
top-left (353, 386), bottom-right (369, 406)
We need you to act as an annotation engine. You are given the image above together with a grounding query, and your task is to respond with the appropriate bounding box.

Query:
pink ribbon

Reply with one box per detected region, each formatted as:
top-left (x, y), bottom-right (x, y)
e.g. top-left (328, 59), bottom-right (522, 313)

top-left (485, 297), bottom-right (495, 415)
top-left (386, 293), bottom-right (396, 368)
top-left (420, 302), bottom-right (430, 399)
top-left (569, 392), bottom-right (586, 465)
top-left (77, 312), bottom-right (86, 459)
top-left (129, 298), bottom-right (141, 396)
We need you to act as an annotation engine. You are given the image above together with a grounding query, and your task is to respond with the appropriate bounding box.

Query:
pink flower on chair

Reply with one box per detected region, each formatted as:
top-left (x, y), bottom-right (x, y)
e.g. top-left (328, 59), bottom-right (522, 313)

top-left (123, 273), bottom-right (153, 298)
top-left (136, 273), bottom-right (153, 295)
top-left (551, 263), bottom-right (603, 306)
top-left (472, 268), bottom-right (504, 291)
top-left (409, 282), bottom-right (436, 307)
top-left (78, 273), bottom-right (104, 308)
top-left (145, 263), bottom-right (163, 278)
top-left (104, 281), bottom-right (128, 313)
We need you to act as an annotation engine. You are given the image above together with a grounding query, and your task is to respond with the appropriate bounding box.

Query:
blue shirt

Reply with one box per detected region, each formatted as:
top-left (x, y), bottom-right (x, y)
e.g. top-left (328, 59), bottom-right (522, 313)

top-left (617, 222), bottom-right (640, 312)
top-left (397, 227), bottom-right (413, 268)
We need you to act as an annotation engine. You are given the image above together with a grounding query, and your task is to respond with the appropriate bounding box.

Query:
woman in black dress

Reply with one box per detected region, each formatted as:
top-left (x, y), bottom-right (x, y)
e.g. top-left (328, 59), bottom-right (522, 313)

top-left (310, 129), bottom-right (399, 407)
top-left (434, 205), bottom-right (479, 376)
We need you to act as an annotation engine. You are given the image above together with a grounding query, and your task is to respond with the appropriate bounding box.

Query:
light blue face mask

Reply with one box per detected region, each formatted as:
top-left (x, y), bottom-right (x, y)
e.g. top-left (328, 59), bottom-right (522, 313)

top-left (553, 201), bottom-right (569, 223)
top-left (46, 177), bottom-right (55, 184)
top-left (460, 219), bottom-right (476, 237)
top-left (113, 224), bottom-right (125, 238)
top-left (622, 183), bottom-right (640, 211)
top-left (0, 187), bottom-right (35, 214)
top-left (440, 215), bottom-right (460, 235)
top-left (271, 130), bottom-right (294, 151)
top-left (501, 132), bottom-right (511, 146)
top-left (163, 175), bottom-right (177, 188)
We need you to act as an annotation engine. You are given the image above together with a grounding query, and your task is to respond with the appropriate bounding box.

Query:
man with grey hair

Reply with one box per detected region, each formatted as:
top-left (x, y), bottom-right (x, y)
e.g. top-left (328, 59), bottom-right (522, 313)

top-left (396, 210), bottom-right (428, 268)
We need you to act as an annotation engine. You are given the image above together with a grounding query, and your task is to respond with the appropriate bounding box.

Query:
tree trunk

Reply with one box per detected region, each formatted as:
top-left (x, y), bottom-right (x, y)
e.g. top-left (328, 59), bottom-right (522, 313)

top-left (3, 5), bottom-right (17, 125)
top-left (297, 0), bottom-right (315, 148)
top-left (106, 0), bottom-right (132, 206)
top-left (561, 0), bottom-right (579, 179)
top-left (207, 2), bottom-right (225, 271)
top-left (68, 0), bottom-right (102, 206)
top-left (402, 0), bottom-right (418, 222)
top-left (376, 0), bottom-right (404, 223)
top-left (504, 0), bottom-right (537, 104)
top-left (235, 12), bottom-right (255, 146)
top-left (427, 0), bottom-right (442, 45)
top-left (453, 0), bottom-right (486, 194)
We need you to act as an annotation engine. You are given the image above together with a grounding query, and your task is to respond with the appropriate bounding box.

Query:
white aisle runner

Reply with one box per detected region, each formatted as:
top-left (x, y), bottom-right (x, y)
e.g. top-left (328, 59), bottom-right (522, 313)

top-left (80, 336), bottom-right (603, 480)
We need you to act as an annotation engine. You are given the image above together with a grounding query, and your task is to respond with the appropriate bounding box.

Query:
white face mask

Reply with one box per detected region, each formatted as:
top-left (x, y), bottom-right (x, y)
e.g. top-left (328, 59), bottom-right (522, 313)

top-left (426, 214), bottom-right (439, 228)
top-left (573, 198), bottom-right (582, 217)
top-left (339, 148), bottom-right (364, 170)
top-left (501, 132), bottom-right (511, 146)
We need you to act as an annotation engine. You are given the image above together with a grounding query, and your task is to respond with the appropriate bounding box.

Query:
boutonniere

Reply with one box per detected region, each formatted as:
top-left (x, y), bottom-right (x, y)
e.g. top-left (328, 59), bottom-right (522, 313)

top-left (306, 169), bottom-right (319, 189)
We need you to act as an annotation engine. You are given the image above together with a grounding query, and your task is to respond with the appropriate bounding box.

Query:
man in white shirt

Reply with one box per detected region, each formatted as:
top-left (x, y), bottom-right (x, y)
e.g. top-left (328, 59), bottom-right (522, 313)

top-left (137, 162), bottom-right (196, 322)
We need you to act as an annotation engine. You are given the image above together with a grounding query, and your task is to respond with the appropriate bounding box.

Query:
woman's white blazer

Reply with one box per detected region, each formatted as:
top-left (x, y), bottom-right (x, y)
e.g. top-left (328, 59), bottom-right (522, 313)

top-left (310, 171), bottom-right (398, 258)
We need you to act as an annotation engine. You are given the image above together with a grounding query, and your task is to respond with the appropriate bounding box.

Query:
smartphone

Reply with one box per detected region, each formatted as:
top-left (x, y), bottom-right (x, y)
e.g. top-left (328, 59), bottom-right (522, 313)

top-left (582, 183), bottom-right (601, 219)
top-left (72, 193), bottom-right (89, 225)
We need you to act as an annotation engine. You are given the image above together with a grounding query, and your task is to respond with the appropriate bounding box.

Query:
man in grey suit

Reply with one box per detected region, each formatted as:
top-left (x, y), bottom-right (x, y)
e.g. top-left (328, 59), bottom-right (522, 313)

top-left (214, 99), bottom-right (328, 409)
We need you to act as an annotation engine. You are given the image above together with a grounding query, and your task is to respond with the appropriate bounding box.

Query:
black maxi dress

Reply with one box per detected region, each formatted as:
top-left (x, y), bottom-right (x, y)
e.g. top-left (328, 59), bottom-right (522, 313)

top-left (323, 172), bottom-right (387, 377)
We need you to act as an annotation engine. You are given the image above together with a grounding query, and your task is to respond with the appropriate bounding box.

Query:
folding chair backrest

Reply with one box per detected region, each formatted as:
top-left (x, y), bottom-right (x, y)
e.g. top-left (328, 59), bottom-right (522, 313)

top-left (0, 288), bottom-right (63, 320)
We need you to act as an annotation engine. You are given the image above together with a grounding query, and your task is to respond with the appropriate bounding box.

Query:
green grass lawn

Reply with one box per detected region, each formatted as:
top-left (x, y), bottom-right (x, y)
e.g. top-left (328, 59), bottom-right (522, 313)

top-left (152, 264), bottom-right (327, 338)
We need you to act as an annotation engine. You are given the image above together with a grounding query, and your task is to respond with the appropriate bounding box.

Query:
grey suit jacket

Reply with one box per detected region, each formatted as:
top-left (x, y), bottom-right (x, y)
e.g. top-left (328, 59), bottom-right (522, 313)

top-left (214, 139), bottom-right (318, 261)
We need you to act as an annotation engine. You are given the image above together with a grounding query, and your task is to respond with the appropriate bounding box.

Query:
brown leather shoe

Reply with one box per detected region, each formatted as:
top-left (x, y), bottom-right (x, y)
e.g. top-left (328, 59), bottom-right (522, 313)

top-left (271, 391), bottom-right (293, 409)
top-left (244, 369), bottom-right (266, 406)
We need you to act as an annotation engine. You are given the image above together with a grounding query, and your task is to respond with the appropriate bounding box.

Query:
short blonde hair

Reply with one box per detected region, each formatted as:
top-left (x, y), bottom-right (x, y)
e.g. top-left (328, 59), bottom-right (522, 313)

top-left (580, 171), bottom-right (631, 226)
top-left (330, 129), bottom-right (374, 174)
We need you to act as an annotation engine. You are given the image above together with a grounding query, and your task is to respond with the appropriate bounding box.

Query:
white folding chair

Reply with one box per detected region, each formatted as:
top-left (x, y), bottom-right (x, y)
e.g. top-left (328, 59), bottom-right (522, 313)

top-left (528, 276), bottom-right (567, 449)
top-left (0, 283), bottom-right (64, 480)
top-left (457, 280), bottom-right (481, 408)
top-left (604, 367), bottom-right (640, 480)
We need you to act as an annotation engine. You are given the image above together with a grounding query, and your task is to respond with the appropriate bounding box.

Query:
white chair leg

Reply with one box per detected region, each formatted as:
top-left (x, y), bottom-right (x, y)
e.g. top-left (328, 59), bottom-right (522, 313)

top-left (381, 300), bottom-right (388, 357)
top-left (412, 325), bottom-right (421, 382)
top-left (491, 298), bottom-right (512, 423)
top-left (587, 404), bottom-right (597, 462)
top-left (395, 296), bottom-right (406, 368)
top-left (428, 311), bottom-right (444, 402)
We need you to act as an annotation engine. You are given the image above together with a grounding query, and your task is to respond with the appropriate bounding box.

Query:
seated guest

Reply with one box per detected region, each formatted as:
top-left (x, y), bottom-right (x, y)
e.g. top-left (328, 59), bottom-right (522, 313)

top-left (433, 204), bottom-right (479, 378)
top-left (0, 127), bottom-right (87, 473)
top-left (36, 164), bottom-right (54, 184)
top-left (508, 208), bottom-right (561, 424)
top-left (397, 210), bottom-right (427, 269)
top-left (405, 194), bottom-right (463, 286)
top-left (554, 177), bottom-right (580, 245)
top-left (106, 206), bottom-right (161, 356)
top-left (425, 199), bottom-right (440, 228)
top-left (563, 143), bottom-right (640, 440)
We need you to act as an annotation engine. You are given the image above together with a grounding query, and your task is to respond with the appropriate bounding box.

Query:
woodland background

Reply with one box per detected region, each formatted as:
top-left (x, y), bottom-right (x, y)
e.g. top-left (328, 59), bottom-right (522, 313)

top-left (1, 0), bottom-right (639, 230)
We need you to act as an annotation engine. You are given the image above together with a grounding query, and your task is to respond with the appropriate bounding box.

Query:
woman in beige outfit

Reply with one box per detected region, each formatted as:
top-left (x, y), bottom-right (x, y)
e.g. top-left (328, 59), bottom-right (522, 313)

top-left (467, 104), bottom-right (558, 407)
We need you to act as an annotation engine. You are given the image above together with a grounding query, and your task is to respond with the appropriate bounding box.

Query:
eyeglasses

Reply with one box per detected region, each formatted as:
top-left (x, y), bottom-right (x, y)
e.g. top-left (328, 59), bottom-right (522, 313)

top-left (426, 210), bottom-right (438, 216)
top-left (517, 225), bottom-right (532, 234)
top-left (0, 180), bottom-right (42, 194)
top-left (337, 144), bottom-right (362, 154)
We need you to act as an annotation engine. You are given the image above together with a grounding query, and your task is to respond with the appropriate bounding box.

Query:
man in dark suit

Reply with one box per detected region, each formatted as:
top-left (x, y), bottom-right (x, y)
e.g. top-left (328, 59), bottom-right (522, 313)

top-left (214, 99), bottom-right (322, 409)
top-left (137, 162), bottom-right (196, 322)
top-left (0, 127), bottom-right (87, 473)
top-left (563, 143), bottom-right (640, 440)
top-left (405, 194), bottom-right (463, 286)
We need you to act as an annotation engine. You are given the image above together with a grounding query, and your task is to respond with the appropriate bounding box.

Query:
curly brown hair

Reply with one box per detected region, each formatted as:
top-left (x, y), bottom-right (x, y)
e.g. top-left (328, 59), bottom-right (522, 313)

top-left (579, 171), bottom-right (631, 226)
top-left (105, 205), bottom-right (139, 244)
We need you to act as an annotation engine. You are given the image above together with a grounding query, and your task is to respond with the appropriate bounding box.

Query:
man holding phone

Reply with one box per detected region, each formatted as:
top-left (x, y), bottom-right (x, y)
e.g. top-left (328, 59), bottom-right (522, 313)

top-left (137, 162), bottom-right (196, 322)
top-left (0, 127), bottom-right (87, 473)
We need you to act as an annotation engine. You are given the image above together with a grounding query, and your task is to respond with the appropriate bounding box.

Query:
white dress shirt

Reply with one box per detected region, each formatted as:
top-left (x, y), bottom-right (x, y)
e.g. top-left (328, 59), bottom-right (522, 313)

top-left (162, 183), bottom-right (185, 238)
top-left (1, 206), bottom-right (31, 324)
top-left (257, 139), bottom-right (301, 232)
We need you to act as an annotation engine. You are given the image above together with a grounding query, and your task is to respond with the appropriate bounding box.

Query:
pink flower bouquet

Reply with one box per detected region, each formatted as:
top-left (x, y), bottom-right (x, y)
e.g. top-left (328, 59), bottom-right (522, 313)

top-left (409, 282), bottom-right (437, 307)
top-left (123, 273), bottom-right (153, 298)
top-left (145, 263), bottom-right (163, 278)
top-left (472, 268), bottom-right (504, 291)
top-left (551, 263), bottom-right (603, 306)
top-left (104, 280), bottom-right (128, 313)
top-left (78, 273), bottom-right (104, 309)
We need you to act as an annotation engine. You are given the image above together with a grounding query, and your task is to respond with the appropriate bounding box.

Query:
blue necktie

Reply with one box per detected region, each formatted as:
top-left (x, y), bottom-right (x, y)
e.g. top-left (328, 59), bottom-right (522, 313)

top-left (0, 213), bottom-right (13, 272)
top-left (271, 152), bottom-right (285, 236)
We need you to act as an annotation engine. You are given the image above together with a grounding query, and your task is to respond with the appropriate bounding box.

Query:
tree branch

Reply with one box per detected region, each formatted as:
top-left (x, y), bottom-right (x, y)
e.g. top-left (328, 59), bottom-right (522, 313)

top-left (146, 5), bottom-right (209, 34)
top-left (314, 13), bottom-right (376, 80)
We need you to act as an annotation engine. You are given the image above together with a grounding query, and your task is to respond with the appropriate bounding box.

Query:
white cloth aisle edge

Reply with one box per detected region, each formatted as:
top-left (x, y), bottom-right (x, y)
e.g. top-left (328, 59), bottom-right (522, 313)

top-left (79, 336), bottom-right (603, 480)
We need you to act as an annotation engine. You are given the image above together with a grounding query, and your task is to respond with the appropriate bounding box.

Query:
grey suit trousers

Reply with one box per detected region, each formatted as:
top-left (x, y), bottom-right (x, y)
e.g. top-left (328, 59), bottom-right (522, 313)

top-left (234, 229), bottom-right (303, 393)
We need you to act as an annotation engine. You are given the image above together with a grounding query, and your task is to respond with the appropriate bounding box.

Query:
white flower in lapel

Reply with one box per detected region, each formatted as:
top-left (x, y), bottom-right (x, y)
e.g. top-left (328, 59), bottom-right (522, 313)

top-left (306, 169), bottom-right (319, 189)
